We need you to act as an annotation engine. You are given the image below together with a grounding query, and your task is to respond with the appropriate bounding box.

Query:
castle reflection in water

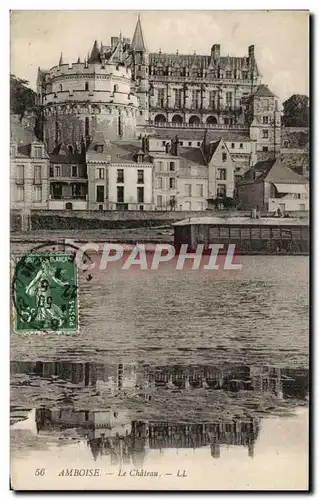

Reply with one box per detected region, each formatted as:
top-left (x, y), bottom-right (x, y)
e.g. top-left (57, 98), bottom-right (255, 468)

top-left (35, 407), bottom-right (259, 462)
top-left (11, 360), bottom-right (309, 400)
top-left (11, 360), bottom-right (308, 462)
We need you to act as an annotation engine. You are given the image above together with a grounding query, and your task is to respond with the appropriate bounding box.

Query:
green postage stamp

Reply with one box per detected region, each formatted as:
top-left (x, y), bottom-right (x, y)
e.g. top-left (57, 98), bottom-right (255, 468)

top-left (12, 253), bottom-right (78, 333)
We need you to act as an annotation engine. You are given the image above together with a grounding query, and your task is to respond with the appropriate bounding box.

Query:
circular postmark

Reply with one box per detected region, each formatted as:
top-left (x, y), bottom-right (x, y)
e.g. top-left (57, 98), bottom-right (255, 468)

top-left (11, 240), bottom-right (93, 334)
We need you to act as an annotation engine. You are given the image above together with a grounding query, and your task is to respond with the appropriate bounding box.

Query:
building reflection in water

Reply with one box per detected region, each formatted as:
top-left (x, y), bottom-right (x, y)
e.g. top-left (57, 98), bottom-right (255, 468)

top-left (35, 407), bottom-right (260, 462)
top-left (11, 361), bottom-right (309, 401)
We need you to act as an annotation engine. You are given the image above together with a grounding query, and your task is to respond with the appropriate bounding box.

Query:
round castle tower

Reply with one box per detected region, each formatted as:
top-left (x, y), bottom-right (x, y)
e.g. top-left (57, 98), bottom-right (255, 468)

top-left (37, 38), bottom-right (139, 154)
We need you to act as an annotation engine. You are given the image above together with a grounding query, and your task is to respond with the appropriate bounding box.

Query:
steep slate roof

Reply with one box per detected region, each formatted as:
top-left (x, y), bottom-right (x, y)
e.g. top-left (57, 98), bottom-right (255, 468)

top-left (178, 147), bottom-right (207, 167)
top-left (206, 139), bottom-right (222, 159)
top-left (149, 53), bottom-right (259, 74)
top-left (178, 147), bottom-right (208, 179)
top-left (11, 115), bottom-right (48, 158)
top-left (89, 40), bottom-right (101, 63)
top-left (50, 153), bottom-right (85, 164)
top-left (265, 161), bottom-right (308, 184)
top-left (131, 16), bottom-right (147, 52)
top-left (253, 84), bottom-right (277, 98)
top-left (239, 158), bottom-right (308, 185)
top-left (87, 139), bottom-right (152, 164)
top-left (108, 141), bottom-right (152, 163)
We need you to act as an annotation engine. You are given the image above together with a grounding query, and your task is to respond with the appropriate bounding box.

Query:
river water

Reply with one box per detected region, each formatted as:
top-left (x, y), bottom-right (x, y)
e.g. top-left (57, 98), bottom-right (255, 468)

top-left (10, 254), bottom-right (309, 490)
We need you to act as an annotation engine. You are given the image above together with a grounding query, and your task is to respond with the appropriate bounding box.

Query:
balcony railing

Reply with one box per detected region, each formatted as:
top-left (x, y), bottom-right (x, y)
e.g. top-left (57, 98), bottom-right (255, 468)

top-left (149, 75), bottom-right (258, 85)
top-left (49, 194), bottom-right (87, 200)
top-left (149, 121), bottom-right (248, 131)
top-left (150, 105), bottom-right (242, 113)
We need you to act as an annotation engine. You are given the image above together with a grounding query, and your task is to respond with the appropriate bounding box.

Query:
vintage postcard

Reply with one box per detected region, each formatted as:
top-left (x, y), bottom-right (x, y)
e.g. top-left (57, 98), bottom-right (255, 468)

top-left (10, 10), bottom-right (309, 491)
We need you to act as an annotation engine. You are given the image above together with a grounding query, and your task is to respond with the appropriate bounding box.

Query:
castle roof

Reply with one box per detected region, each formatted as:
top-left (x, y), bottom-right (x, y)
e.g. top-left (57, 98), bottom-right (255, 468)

top-left (131, 16), bottom-right (146, 52)
top-left (89, 40), bottom-right (101, 64)
top-left (149, 53), bottom-right (259, 74)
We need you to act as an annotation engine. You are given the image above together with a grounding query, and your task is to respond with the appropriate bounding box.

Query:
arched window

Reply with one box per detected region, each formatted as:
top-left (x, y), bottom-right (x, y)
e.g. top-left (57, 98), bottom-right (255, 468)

top-left (85, 82), bottom-right (89, 91)
top-left (68, 145), bottom-right (73, 154)
top-left (85, 117), bottom-right (90, 137)
top-left (113, 84), bottom-right (119, 93)
top-left (59, 84), bottom-right (63, 92)
top-left (206, 116), bottom-right (218, 125)
top-left (172, 114), bottom-right (183, 124)
top-left (154, 114), bottom-right (166, 125)
top-left (189, 115), bottom-right (201, 126)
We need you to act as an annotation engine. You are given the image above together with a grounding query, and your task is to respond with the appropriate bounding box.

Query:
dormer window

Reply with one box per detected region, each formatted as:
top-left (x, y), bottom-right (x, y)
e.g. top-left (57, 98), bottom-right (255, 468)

top-left (137, 153), bottom-right (144, 163)
top-left (33, 146), bottom-right (42, 158)
top-left (95, 144), bottom-right (104, 153)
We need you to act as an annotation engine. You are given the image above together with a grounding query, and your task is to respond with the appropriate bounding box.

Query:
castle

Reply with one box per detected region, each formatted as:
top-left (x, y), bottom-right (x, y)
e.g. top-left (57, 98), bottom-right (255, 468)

top-left (36, 15), bottom-right (281, 156)
top-left (12, 16), bottom-right (310, 218)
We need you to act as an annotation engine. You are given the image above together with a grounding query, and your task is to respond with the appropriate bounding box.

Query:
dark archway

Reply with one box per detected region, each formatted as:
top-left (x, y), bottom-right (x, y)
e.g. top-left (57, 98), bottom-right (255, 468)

top-left (189, 115), bottom-right (201, 126)
top-left (172, 114), bottom-right (183, 124)
top-left (206, 116), bottom-right (218, 125)
top-left (154, 114), bottom-right (166, 124)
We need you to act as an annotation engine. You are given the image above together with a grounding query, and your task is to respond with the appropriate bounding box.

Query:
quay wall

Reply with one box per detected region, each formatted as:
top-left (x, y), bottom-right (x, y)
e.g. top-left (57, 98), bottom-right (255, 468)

top-left (10, 209), bottom-right (308, 232)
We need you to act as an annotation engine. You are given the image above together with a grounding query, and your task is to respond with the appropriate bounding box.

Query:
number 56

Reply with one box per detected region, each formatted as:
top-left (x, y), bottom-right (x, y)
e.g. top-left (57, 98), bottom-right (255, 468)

top-left (35, 468), bottom-right (46, 476)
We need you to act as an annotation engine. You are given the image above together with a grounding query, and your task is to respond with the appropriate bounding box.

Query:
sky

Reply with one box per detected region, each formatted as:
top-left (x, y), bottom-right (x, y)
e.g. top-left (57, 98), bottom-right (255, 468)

top-left (10, 10), bottom-right (309, 102)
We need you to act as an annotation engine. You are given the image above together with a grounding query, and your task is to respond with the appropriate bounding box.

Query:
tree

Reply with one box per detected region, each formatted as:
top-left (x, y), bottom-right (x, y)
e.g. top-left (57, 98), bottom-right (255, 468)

top-left (282, 94), bottom-right (309, 127)
top-left (10, 74), bottom-right (36, 118)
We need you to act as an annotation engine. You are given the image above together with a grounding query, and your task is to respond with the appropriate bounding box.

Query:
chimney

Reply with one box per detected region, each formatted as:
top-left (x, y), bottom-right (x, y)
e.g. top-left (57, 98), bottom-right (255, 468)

top-left (248, 45), bottom-right (255, 59)
top-left (211, 44), bottom-right (220, 60)
top-left (142, 135), bottom-right (149, 153)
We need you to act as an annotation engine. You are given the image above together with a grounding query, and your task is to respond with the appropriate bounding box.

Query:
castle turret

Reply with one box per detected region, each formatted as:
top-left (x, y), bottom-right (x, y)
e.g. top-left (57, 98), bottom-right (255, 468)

top-left (131, 15), bottom-right (149, 125)
top-left (247, 84), bottom-right (281, 161)
top-left (39, 43), bottom-right (139, 152)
